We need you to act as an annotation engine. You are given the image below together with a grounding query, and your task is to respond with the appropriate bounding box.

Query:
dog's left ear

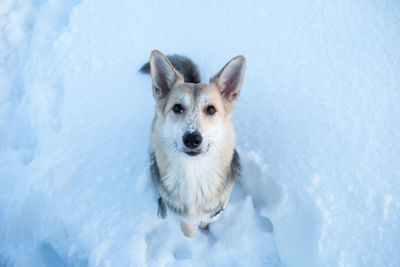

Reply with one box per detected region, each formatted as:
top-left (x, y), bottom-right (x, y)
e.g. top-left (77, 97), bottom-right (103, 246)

top-left (150, 50), bottom-right (183, 99)
top-left (210, 56), bottom-right (246, 102)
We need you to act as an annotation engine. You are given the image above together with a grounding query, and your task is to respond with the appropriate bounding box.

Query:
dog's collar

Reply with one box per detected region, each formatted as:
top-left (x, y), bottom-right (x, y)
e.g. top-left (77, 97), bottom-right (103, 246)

top-left (210, 207), bottom-right (224, 219)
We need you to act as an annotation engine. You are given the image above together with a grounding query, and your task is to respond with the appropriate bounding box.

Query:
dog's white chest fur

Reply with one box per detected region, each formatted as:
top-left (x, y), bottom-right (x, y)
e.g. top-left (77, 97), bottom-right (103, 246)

top-left (163, 155), bottom-right (223, 216)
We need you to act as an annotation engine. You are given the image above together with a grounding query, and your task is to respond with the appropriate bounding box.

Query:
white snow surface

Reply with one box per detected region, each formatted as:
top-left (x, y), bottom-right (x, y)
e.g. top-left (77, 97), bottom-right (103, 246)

top-left (1, 0), bottom-right (400, 266)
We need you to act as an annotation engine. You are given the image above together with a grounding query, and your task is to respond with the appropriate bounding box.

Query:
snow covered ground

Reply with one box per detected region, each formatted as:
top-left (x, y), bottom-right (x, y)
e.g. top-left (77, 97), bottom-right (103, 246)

top-left (1, 0), bottom-right (400, 266)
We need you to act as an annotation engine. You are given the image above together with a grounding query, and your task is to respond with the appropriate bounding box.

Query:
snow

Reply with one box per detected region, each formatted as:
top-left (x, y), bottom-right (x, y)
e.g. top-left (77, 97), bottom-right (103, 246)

top-left (1, 0), bottom-right (400, 266)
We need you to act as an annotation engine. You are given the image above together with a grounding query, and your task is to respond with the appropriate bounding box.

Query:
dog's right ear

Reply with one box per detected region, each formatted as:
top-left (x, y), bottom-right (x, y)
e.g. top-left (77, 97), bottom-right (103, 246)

top-left (210, 55), bottom-right (246, 103)
top-left (150, 50), bottom-right (183, 99)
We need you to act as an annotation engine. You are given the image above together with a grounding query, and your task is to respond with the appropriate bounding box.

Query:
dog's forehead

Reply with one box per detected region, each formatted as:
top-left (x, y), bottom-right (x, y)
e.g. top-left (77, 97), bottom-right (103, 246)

top-left (173, 83), bottom-right (219, 105)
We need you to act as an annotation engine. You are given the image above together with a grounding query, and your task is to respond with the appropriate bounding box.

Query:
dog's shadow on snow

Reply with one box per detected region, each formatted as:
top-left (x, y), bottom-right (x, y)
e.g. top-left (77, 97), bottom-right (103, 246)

top-left (229, 151), bottom-right (283, 232)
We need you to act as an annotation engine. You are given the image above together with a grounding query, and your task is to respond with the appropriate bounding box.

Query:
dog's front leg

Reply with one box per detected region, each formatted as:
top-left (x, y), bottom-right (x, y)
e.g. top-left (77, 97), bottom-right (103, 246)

top-left (180, 221), bottom-right (198, 237)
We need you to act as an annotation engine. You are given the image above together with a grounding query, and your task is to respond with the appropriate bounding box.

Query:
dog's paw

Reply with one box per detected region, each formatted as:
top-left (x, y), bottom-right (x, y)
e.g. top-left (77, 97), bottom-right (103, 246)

top-left (180, 221), bottom-right (198, 238)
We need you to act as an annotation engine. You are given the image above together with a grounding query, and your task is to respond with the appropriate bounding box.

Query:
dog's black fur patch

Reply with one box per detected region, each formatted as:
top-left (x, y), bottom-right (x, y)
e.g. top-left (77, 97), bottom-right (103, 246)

top-left (157, 197), bottom-right (167, 219)
top-left (150, 153), bottom-right (168, 218)
top-left (140, 54), bottom-right (201, 84)
top-left (229, 149), bottom-right (241, 183)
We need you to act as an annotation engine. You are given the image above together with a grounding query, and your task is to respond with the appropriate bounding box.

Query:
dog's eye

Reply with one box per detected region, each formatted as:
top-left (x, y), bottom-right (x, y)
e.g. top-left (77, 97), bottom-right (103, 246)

top-left (172, 104), bottom-right (184, 114)
top-left (206, 105), bottom-right (216, 115)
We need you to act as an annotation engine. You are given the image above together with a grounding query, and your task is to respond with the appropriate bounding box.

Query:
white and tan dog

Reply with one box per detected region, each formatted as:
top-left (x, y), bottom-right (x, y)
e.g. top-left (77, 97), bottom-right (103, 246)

top-left (140, 50), bottom-right (246, 237)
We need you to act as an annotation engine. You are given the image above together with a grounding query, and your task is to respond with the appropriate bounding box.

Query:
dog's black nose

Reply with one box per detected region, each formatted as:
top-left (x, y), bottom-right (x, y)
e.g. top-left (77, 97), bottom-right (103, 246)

top-left (183, 131), bottom-right (202, 149)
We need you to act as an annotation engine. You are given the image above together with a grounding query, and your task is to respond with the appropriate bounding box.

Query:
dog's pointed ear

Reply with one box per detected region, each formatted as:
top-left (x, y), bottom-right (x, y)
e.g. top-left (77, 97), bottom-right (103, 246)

top-left (150, 50), bottom-right (183, 99)
top-left (210, 56), bottom-right (246, 102)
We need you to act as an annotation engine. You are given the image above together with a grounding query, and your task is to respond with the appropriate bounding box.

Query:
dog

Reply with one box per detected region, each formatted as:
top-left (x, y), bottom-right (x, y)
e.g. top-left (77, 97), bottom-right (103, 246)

top-left (140, 50), bottom-right (246, 237)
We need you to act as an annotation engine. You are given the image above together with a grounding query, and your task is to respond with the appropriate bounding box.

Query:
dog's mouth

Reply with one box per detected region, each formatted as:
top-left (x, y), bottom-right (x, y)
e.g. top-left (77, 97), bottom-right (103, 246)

top-left (182, 144), bottom-right (210, 157)
top-left (184, 150), bottom-right (202, 156)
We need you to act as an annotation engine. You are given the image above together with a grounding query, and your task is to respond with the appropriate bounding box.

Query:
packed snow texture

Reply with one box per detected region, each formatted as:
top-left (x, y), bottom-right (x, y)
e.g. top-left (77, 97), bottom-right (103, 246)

top-left (1, 0), bottom-right (400, 266)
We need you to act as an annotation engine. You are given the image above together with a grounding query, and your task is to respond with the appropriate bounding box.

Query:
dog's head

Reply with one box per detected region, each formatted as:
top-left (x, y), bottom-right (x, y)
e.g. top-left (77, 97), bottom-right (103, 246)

top-left (150, 50), bottom-right (246, 158)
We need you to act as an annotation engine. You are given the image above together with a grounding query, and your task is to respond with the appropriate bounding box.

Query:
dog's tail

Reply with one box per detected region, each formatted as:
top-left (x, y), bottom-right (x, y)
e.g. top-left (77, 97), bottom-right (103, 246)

top-left (139, 54), bottom-right (201, 84)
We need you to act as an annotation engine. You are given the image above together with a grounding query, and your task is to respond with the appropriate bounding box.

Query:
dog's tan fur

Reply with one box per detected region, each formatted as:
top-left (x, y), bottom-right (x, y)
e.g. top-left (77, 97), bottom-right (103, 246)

top-left (147, 50), bottom-right (245, 237)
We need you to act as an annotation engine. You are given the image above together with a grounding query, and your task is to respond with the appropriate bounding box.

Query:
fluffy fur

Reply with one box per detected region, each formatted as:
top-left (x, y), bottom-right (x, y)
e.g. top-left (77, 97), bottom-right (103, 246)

top-left (140, 50), bottom-right (246, 237)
